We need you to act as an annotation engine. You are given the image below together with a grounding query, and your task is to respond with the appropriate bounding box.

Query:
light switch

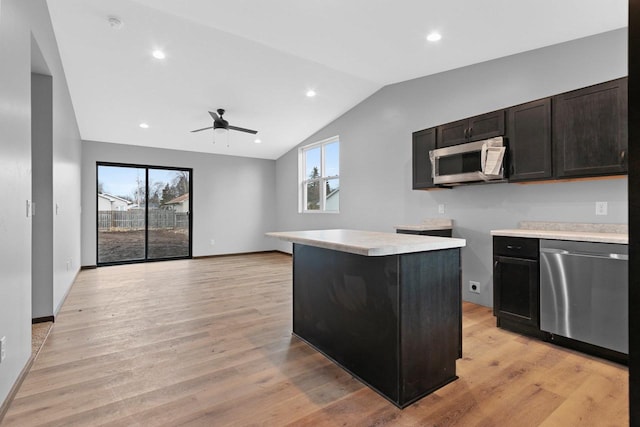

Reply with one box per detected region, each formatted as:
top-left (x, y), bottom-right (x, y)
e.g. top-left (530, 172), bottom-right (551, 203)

top-left (438, 204), bottom-right (445, 214)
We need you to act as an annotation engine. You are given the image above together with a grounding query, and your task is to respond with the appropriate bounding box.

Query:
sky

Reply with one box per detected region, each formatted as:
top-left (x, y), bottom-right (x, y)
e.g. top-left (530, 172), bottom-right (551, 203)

top-left (98, 165), bottom-right (186, 198)
top-left (305, 141), bottom-right (339, 178)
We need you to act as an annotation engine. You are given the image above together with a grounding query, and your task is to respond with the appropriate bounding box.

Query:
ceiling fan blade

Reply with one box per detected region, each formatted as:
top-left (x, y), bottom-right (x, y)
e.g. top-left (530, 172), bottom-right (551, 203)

top-left (191, 126), bottom-right (213, 133)
top-left (208, 111), bottom-right (220, 120)
top-left (228, 125), bottom-right (258, 134)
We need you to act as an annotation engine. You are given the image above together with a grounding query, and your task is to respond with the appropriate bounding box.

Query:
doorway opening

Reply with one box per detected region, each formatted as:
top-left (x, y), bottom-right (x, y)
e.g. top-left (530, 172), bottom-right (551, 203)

top-left (97, 162), bottom-right (192, 265)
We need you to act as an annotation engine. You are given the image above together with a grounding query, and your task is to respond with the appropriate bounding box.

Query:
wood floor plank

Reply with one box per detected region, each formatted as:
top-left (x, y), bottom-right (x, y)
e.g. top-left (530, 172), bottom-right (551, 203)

top-left (1, 252), bottom-right (629, 426)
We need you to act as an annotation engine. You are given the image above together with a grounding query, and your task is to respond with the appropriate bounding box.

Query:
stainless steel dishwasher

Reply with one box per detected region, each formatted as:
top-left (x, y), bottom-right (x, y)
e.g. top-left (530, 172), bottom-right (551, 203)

top-left (539, 239), bottom-right (628, 354)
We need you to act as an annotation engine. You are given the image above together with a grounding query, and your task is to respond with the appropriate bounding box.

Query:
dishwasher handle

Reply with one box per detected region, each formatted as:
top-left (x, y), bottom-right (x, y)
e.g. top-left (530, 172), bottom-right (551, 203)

top-left (540, 247), bottom-right (628, 261)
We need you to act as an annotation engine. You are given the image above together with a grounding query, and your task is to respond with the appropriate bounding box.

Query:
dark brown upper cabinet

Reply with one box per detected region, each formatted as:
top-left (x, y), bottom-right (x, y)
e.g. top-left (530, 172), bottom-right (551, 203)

top-left (553, 78), bottom-right (628, 178)
top-left (437, 110), bottom-right (505, 148)
top-left (412, 128), bottom-right (437, 189)
top-left (506, 98), bottom-right (552, 182)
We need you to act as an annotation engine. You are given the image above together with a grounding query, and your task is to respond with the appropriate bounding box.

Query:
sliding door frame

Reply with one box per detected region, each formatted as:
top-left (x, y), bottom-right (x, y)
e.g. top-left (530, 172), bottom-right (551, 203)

top-left (96, 161), bottom-right (193, 266)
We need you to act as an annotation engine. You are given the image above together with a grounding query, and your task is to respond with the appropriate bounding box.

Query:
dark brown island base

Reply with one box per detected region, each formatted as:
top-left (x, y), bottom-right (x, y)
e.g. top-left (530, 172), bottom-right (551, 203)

top-left (266, 229), bottom-right (466, 408)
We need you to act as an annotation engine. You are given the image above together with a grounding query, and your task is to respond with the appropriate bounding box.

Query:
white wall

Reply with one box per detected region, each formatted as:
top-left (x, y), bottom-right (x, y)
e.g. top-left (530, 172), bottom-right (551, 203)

top-left (275, 29), bottom-right (628, 307)
top-left (81, 141), bottom-right (277, 266)
top-left (0, 0), bottom-right (33, 406)
top-left (0, 0), bottom-right (82, 406)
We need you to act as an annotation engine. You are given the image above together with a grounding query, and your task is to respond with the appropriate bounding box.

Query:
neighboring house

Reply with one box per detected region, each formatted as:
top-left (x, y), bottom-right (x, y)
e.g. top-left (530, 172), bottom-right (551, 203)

top-left (325, 188), bottom-right (339, 212)
top-left (163, 194), bottom-right (190, 213)
top-left (98, 193), bottom-right (133, 211)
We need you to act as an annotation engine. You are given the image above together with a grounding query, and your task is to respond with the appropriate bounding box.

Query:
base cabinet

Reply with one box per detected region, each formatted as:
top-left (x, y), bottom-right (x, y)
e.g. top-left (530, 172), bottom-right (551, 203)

top-left (493, 237), bottom-right (545, 338)
top-left (293, 244), bottom-right (461, 408)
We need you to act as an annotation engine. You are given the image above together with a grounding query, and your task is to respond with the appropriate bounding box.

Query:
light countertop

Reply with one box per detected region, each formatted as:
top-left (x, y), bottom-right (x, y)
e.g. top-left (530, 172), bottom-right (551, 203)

top-left (490, 229), bottom-right (627, 244)
top-left (266, 229), bottom-right (466, 256)
top-left (491, 221), bottom-right (628, 244)
top-left (394, 218), bottom-right (453, 231)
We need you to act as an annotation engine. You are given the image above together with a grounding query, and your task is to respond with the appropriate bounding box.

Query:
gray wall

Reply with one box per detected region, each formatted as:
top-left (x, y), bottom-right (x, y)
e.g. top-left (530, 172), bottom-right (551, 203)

top-left (274, 29), bottom-right (628, 307)
top-left (0, 0), bottom-right (82, 406)
top-left (81, 141), bottom-right (277, 266)
top-left (31, 73), bottom-right (53, 319)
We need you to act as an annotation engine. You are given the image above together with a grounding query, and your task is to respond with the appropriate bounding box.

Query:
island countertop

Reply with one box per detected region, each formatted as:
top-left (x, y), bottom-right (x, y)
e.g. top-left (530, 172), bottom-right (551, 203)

top-left (266, 229), bottom-right (466, 256)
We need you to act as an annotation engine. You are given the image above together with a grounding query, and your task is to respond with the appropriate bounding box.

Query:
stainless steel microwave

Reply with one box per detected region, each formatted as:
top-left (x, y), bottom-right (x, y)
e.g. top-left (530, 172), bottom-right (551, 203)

top-left (429, 136), bottom-right (506, 186)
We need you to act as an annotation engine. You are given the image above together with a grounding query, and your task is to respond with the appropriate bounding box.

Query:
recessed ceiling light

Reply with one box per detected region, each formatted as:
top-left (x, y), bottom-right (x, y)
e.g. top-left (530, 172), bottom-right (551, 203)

top-left (254, 139), bottom-right (262, 144)
top-left (426, 32), bottom-right (442, 42)
top-left (139, 123), bottom-right (149, 129)
top-left (152, 50), bottom-right (166, 59)
top-left (306, 90), bottom-right (316, 98)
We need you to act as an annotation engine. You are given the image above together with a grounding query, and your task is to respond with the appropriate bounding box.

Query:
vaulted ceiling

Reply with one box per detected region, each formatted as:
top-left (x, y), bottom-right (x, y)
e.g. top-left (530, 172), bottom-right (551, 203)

top-left (46, 0), bottom-right (627, 159)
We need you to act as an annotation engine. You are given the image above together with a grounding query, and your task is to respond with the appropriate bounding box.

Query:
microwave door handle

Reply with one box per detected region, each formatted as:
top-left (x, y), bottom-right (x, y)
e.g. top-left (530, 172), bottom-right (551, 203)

top-left (480, 142), bottom-right (488, 173)
top-left (429, 150), bottom-right (437, 179)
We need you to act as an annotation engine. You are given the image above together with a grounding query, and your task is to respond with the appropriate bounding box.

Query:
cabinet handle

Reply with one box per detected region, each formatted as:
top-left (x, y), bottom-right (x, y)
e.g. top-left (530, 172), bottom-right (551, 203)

top-left (506, 245), bottom-right (522, 250)
top-left (468, 127), bottom-right (472, 139)
top-left (494, 261), bottom-right (499, 269)
top-left (621, 149), bottom-right (627, 165)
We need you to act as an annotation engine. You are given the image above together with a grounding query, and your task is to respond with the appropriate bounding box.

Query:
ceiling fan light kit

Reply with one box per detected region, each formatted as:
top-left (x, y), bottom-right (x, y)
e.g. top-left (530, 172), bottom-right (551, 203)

top-left (107, 16), bottom-right (123, 30)
top-left (191, 108), bottom-right (258, 147)
top-left (214, 127), bottom-right (229, 146)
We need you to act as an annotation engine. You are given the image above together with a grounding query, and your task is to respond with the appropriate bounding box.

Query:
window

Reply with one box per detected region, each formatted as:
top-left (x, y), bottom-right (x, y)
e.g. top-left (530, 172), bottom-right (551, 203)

top-left (300, 136), bottom-right (339, 213)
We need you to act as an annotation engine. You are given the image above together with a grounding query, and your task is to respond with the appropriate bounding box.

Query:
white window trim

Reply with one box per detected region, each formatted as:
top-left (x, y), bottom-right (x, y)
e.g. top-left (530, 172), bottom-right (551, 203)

top-left (299, 135), bottom-right (339, 214)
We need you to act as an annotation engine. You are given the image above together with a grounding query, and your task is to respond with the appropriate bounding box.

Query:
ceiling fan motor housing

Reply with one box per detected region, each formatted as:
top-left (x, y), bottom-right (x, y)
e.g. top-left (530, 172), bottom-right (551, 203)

top-left (213, 108), bottom-right (229, 129)
top-left (213, 118), bottom-right (229, 130)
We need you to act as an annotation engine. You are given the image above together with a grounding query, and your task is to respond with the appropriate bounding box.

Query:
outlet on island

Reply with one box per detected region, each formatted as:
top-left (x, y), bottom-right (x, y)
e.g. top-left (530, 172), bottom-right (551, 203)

top-left (0, 336), bottom-right (6, 363)
top-left (595, 201), bottom-right (608, 216)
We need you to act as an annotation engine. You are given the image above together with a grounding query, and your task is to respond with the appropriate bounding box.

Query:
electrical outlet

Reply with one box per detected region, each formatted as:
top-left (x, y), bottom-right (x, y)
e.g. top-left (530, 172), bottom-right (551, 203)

top-left (438, 204), bottom-right (445, 214)
top-left (595, 201), bottom-right (608, 216)
top-left (210, 239), bottom-right (215, 246)
top-left (0, 336), bottom-right (6, 363)
top-left (469, 281), bottom-right (481, 294)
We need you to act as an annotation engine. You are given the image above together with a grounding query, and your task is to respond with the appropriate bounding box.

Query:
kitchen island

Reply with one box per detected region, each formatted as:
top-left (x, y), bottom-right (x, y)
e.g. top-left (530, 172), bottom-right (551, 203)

top-left (266, 229), bottom-right (466, 408)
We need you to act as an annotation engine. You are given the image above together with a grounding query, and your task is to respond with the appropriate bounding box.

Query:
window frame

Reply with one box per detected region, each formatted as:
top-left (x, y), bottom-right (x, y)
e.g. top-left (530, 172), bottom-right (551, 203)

top-left (299, 135), bottom-right (340, 213)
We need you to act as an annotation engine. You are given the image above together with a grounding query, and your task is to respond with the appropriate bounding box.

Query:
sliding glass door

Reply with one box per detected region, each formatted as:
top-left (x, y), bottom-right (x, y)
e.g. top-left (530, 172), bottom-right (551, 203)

top-left (147, 168), bottom-right (190, 259)
top-left (97, 163), bottom-right (192, 265)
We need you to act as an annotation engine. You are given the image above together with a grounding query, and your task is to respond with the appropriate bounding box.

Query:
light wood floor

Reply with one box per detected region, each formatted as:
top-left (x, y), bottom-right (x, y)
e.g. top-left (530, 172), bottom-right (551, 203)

top-left (2, 252), bottom-right (628, 426)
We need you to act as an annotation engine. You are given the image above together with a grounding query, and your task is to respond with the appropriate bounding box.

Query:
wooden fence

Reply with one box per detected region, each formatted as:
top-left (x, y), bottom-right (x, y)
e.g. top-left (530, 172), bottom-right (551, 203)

top-left (98, 210), bottom-right (189, 231)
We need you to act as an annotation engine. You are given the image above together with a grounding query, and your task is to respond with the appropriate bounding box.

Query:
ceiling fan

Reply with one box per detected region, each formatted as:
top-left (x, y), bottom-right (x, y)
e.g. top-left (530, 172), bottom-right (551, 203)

top-left (191, 109), bottom-right (258, 145)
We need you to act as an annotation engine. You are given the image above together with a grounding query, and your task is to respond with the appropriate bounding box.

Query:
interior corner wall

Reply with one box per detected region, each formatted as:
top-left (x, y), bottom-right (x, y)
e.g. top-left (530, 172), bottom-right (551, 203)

top-left (274, 28), bottom-right (628, 307)
top-left (81, 141), bottom-right (277, 267)
top-left (31, 72), bottom-right (54, 319)
top-left (0, 0), bottom-right (82, 408)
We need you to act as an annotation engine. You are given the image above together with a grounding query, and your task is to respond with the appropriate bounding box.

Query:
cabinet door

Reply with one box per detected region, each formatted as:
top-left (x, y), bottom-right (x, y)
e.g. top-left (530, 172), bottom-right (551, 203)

top-left (436, 119), bottom-right (468, 148)
top-left (553, 78), bottom-right (628, 178)
top-left (412, 128), bottom-right (436, 189)
top-left (494, 256), bottom-right (539, 327)
top-left (507, 99), bottom-right (552, 181)
top-left (468, 110), bottom-right (505, 142)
